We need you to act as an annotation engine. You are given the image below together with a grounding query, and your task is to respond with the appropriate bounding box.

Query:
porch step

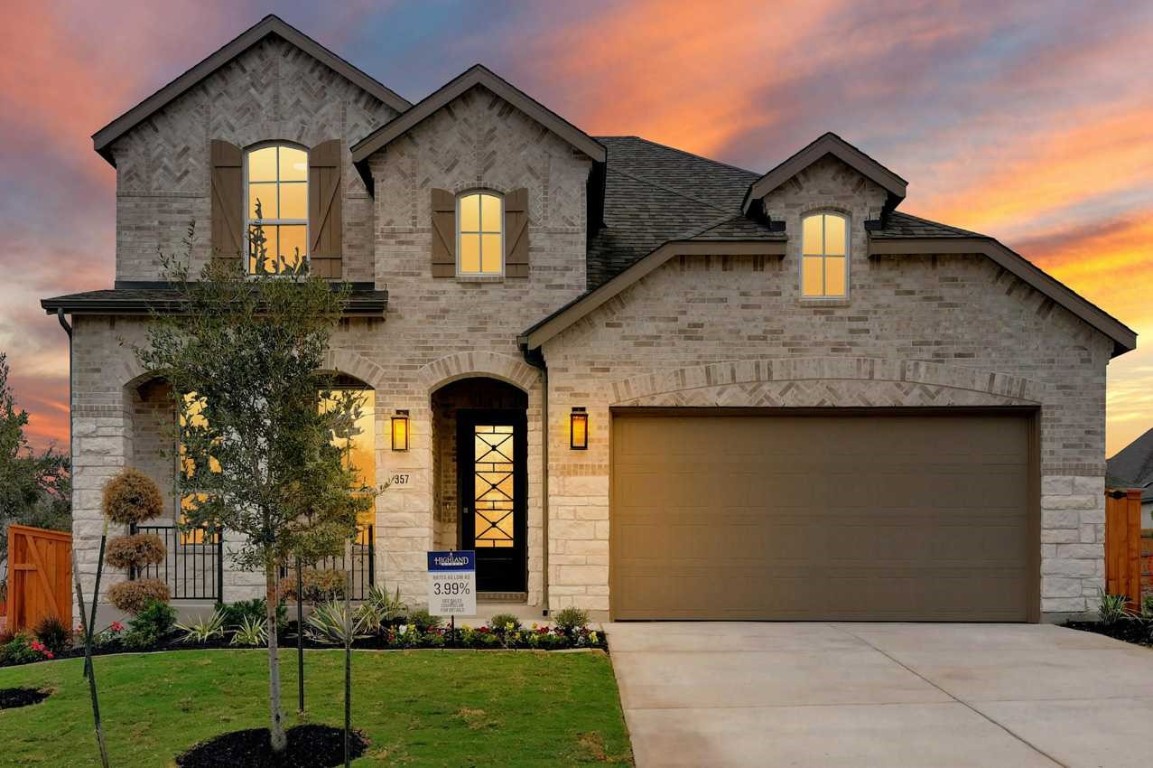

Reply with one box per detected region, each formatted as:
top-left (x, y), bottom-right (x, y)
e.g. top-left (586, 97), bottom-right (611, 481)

top-left (478, 591), bottom-right (527, 602)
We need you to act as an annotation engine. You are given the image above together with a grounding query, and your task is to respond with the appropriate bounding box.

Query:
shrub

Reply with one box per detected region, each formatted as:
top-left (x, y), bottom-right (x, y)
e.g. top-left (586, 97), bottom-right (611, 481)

top-left (1142, 594), bottom-right (1153, 619)
top-left (552, 607), bottom-right (589, 636)
top-left (132, 600), bottom-right (177, 638)
top-left (278, 568), bottom-right (346, 602)
top-left (230, 615), bottom-right (268, 647)
top-left (93, 621), bottom-right (125, 649)
top-left (220, 599), bottom-right (286, 631)
top-left (363, 584), bottom-right (407, 625)
top-left (177, 610), bottom-right (227, 644)
top-left (0, 633), bottom-right (54, 665)
top-left (33, 616), bottom-right (71, 657)
top-left (488, 613), bottom-right (522, 635)
top-left (408, 608), bottom-right (443, 632)
top-left (107, 579), bottom-right (170, 614)
top-left (307, 601), bottom-right (373, 645)
top-left (101, 468), bottom-right (165, 525)
top-left (104, 534), bottom-right (167, 570)
top-left (1098, 589), bottom-right (1131, 624)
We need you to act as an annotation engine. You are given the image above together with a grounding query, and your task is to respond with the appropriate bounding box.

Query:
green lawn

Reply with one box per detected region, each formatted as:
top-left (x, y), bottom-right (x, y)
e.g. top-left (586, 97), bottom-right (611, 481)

top-left (0, 649), bottom-right (632, 766)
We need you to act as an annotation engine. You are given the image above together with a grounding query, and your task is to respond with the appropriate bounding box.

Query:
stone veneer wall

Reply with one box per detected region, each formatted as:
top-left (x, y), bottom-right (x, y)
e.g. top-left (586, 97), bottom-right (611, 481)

top-left (108, 38), bottom-right (398, 282)
top-left (539, 156), bottom-right (1113, 619)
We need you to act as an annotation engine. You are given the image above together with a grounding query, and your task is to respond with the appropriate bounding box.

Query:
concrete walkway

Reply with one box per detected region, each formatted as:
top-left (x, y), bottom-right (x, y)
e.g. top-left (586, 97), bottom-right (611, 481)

top-left (607, 622), bottom-right (1153, 767)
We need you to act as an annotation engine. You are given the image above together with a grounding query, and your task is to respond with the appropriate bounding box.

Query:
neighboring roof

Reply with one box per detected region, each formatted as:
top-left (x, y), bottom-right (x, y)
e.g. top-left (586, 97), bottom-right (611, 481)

top-left (587, 137), bottom-right (768, 287)
top-left (742, 132), bottom-right (907, 215)
top-left (351, 65), bottom-right (606, 173)
top-left (41, 285), bottom-right (388, 316)
top-left (868, 231), bottom-right (1136, 357)
top-left (1107, 427), bottom-right (1153, 500)
top-left (92, 15), bottom-right (411, 165)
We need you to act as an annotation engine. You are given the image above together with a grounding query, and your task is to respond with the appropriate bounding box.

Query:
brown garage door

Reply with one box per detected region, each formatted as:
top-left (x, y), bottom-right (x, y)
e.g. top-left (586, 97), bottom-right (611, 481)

top-left (611, 410), bottom-right (1036, 621)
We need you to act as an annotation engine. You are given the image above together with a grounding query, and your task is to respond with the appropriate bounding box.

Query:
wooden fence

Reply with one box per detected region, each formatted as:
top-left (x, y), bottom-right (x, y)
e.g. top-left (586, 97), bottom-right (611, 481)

top-left (6, 524), bottom-right (72, 633)
top-left (1104, 489), bottom-right (1142, 611)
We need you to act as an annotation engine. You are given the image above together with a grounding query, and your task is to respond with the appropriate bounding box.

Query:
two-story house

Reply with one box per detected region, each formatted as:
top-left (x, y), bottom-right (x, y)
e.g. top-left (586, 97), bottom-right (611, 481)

top-left (44, 16), bottom-right (1136, 622)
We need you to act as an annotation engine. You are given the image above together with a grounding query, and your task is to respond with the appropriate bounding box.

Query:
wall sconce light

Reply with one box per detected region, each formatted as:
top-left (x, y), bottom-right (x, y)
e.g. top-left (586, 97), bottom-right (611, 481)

top-left (570, 407), bottom-right (588, 450)
top-left (391, 410), bottom-right (409, 451)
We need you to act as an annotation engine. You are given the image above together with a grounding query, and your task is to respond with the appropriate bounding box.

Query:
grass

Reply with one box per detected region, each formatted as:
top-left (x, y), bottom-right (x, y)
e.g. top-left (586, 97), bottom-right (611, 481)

top-left (0, 649), bottom-right (633, 766)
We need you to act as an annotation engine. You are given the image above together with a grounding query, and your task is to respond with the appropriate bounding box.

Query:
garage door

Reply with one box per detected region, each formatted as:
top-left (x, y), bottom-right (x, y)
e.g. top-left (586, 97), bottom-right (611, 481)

top-left (611, 411), bottom-right (1036, 621)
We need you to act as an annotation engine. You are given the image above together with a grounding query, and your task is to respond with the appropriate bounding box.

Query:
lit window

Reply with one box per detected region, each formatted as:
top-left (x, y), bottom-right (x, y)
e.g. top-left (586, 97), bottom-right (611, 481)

top-left (321, 389), bottom-right (376, 544)
top-left (247, 144), bottom-right (308, 274)
top-left (178, 393), bottom-right (220, 545)
top-left (457, 192), bottom-right (503, 275)
top-left (801, 213), bottom-right (848, 298)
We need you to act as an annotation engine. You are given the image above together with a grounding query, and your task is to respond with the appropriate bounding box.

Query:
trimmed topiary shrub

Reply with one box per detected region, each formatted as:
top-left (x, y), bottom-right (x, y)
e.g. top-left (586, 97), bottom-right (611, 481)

top-left (107, 579), bottom-right (170, 614)
top-left (104, 533), bottom-right (167, 570)
top-left (278, 568), bottom-right (346, 602)
top-left (101, 468), bottom-right (165, 525)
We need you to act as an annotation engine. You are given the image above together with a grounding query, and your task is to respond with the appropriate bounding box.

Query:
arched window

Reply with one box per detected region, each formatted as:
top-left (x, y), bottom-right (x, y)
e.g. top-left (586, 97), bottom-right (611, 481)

top-left (246, 144), bottom-right (308, 273)
top-left (457, 191), bottom-right (503, 275)
top-left (801, 212), bottom-right (848, 298)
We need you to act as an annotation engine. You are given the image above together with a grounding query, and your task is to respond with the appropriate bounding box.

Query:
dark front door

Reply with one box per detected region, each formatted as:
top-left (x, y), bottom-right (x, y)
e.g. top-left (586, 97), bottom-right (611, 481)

top-left (458, 409), bottom-right (527, 592)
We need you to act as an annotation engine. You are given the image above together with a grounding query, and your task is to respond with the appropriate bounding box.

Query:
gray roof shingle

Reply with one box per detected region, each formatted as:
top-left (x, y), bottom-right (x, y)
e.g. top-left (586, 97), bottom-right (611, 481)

top-left (869, 211), bottom-right (984, 239)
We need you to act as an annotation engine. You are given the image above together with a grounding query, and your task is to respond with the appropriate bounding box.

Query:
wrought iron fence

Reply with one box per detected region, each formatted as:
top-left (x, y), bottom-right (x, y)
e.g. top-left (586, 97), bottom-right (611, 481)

top-left (131, 524), bottom-right (224, 602)
top-left (279, 526), bottom-right (375, 601)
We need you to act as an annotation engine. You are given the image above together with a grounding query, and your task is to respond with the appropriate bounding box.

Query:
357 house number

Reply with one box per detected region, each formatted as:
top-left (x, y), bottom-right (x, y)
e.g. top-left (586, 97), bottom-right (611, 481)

top-left (389, 474), bottom-right (410, 486)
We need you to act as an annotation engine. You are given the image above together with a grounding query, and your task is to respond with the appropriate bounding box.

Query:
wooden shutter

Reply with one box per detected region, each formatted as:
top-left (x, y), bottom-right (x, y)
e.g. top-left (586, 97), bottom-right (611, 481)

top-left (210, 140), bottom-right (244, 269)
top-left (309, 139), bottom-right (343, 279)
top-left (431, 188), bottom-right (456, 278)
top-left (504, 188), bottom-right (529, 278)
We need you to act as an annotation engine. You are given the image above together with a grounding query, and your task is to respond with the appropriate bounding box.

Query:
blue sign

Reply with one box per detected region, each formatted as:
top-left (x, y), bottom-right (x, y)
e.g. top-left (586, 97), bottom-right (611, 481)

top-left (427, 550), bottom-right (475, 572)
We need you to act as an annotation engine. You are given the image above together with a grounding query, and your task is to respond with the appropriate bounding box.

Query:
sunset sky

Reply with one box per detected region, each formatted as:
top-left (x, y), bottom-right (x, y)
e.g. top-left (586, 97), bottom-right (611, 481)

top-left (2, 0), bottom-right (1152, 457)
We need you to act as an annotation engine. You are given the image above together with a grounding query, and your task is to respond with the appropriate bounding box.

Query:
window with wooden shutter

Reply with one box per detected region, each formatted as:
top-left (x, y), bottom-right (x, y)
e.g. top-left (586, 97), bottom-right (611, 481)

top-left (245, 144), bottom-right (308, 274)
top-left (431, 188), bottom-right (456, 278)
top-left (308, 139), bottom-right (342, 279)
top-left (504, 188), bottom-right (529, 278)
top-left (210, 140), bottom-right (244, 270)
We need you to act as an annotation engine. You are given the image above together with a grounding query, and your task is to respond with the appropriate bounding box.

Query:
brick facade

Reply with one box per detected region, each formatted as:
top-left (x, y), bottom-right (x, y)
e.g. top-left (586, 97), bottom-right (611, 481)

top-left (64, 28), bottom-right (1123, 622)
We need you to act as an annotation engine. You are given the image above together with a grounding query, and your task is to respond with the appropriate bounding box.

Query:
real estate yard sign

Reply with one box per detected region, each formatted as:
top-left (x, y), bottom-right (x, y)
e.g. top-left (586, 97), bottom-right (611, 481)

top-left (427, 551), bottom-right (476, 617)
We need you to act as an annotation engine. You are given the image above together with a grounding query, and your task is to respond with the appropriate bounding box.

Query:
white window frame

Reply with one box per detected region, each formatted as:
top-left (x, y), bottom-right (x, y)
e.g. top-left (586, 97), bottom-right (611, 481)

top-left (800, 211), bottom-right (850, 300)
top-left (456, 190), bottom-right (505, 277)
top-left (244, 142), bottom-right (310, 275)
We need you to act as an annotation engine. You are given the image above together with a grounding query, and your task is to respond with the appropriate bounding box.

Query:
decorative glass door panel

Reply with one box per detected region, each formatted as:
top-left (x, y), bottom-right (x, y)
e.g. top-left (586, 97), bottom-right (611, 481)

top-left (473, 425), bottom-right (515, 547)
top-left (459, 410), bottom-right (526, 592)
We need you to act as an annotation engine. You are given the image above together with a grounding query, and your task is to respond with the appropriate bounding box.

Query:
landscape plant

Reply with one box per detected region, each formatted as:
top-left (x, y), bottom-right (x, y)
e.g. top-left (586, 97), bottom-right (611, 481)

top-left (100, 468), bottom-right (170, 615)
top-left (135, 244), bottom-right (373, 755)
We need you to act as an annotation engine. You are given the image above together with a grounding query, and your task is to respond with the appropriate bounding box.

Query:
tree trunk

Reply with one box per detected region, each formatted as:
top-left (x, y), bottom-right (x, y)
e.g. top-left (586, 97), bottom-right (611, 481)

top-left (266, 559), bottom-right (288, 753)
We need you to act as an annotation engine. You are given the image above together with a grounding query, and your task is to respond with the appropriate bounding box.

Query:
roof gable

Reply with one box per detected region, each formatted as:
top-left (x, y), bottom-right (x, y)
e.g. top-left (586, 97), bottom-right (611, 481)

top-left (350, 65), bottom-right (606, 174)
top-left (742, 132), bottom-right (907, 215)
top-left (92, 15), bottom-right (410, 165)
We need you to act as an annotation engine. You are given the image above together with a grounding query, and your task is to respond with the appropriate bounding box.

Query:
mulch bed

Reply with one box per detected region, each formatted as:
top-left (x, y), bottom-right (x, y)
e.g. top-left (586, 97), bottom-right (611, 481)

top-left (176, 724), bottom-right (366, 768)
top-left (1064, 620), bottom-right (1153, 647)
top-left (0, 687), bottom-right (51, 710)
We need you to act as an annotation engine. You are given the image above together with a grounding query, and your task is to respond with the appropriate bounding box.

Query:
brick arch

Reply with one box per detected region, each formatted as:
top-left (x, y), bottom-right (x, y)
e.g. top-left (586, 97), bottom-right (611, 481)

top-left (419, 351), bottom-right (540, 394)
top-left (322, 348), bottom-right (389, 390)
top-left (611, 357), bottom-right (1043, 407)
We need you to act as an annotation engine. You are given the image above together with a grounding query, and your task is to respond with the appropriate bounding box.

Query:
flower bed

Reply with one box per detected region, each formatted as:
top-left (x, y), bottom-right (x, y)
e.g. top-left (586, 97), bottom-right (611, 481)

top-left (0, 602), bottom-right (604, 667)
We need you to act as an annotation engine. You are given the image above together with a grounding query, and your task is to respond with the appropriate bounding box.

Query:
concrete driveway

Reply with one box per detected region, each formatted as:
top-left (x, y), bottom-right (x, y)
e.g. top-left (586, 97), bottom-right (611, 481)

top-left (607, 622), bottom-right (1153, 767)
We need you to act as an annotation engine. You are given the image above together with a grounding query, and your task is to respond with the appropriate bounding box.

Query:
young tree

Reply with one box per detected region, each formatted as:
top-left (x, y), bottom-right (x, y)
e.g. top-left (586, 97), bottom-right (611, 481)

top-left (0, 352), bottom-right (70, 570)
top-left (136, 251), bottom-right (372, 754)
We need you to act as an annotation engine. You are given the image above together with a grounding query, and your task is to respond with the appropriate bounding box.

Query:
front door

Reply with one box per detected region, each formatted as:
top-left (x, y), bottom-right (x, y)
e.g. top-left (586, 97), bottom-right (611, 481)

top-left (457, 409), bottom-right (527, 592)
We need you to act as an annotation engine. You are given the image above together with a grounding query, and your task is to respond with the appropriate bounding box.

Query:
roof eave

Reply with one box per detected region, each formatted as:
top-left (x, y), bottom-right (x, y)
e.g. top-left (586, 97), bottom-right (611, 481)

top-left (91, 15), bottom-right (411, 167)
top-left (741, 133), bottom-right (908, 216)
top-left (868, 236), bottom-right (1137, 358)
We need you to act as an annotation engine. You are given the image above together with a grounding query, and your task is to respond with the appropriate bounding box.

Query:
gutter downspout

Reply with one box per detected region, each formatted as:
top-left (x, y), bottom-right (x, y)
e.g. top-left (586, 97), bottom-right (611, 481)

top-left (56, 308), bottom-right (75, 599)
top-left (521, 343), bottom-right (549, 617)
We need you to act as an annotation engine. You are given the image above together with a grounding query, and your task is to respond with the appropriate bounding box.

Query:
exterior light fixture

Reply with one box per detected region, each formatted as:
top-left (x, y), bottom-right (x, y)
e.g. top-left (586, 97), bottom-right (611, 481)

top-left (570, 407), bottom-right (588, 450)
top-left (391, 410), bottom-right (409, 451)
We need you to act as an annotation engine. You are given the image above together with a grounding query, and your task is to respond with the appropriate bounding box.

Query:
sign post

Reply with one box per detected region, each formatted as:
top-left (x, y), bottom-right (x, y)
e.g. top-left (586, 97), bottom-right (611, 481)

top-left (427, 550), bottom-right (476, 646)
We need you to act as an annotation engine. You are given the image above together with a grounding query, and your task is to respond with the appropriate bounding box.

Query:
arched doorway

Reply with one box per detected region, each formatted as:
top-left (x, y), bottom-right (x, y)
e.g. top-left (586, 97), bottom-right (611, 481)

top-left (432, 377), bottom-right (528, 594)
